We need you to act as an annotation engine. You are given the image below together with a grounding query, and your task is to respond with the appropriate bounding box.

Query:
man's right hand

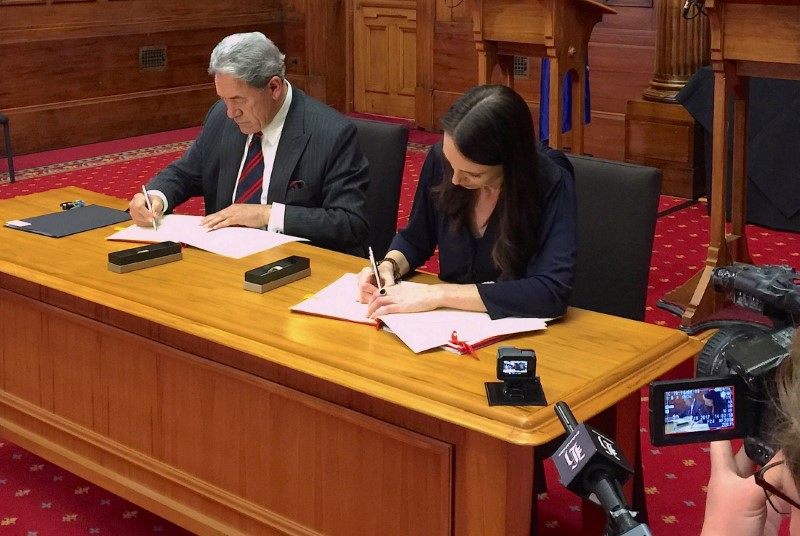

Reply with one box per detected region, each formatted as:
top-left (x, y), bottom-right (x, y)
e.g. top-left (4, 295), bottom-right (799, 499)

top-left (128, 192), bottom-right (164, 227)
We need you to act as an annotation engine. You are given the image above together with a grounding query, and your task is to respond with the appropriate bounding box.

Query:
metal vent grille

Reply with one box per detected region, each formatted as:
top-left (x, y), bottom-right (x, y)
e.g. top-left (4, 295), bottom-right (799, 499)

top-left (513, 56), bottom-right (529, 79)
top-left (139, 46), bottom-right (167, 71)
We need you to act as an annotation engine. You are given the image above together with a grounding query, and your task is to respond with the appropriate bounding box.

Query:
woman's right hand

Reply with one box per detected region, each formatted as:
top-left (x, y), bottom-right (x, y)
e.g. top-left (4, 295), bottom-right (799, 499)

top-left (356, 265), bottom-right (396, 304)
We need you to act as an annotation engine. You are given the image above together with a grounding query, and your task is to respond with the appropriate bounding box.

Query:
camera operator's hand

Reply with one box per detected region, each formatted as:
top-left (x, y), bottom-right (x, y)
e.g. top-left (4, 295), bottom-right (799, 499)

top-left (700, 440), bottom-right (783, 536)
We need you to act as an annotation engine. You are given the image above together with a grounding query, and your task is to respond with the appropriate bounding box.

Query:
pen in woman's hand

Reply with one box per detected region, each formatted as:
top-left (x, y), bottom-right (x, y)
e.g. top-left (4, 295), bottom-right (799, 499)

top-left (368, 247), bottom-right (387, 296)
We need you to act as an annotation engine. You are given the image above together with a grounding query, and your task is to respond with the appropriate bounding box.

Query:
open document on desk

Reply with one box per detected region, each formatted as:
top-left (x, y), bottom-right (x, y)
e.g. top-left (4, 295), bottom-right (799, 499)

top-left (290, 273), bottom-right (548, 354)
top-left (107, 214), bottom-right (308, 259)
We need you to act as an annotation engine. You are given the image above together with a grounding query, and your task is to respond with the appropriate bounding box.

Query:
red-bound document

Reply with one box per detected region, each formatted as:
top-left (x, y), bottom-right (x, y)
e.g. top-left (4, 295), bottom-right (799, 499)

top-left (379, 310), bottom-right (547, 354)
top-left (291, 274), bottom-right (548, 354)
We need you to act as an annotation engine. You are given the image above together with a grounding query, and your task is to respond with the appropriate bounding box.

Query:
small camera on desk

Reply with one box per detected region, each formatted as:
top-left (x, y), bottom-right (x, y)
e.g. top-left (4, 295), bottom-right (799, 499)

top-left (244, 256), bottom-right (310, 293)
top-left (485, 346), bottom-right (547, 406)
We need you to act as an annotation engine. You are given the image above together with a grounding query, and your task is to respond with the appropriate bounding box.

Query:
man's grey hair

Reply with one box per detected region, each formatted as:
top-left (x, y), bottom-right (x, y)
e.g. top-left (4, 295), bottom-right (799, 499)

top-left (208, 32), bottom-right (286, 88)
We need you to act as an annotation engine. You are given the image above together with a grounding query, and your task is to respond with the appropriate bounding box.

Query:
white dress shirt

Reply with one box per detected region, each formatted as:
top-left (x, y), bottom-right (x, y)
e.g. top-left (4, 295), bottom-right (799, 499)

top-left (232, 81), bottom-right (293, 233)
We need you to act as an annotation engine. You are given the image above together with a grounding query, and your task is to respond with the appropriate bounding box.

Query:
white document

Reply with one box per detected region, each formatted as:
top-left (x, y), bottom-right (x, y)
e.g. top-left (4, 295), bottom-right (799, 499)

top-left (290, 273), bottom-right (548, 354)
top-left (107, 214), bottom-right (307, 259)
top-left (290, 273), bottom-right (378, 326)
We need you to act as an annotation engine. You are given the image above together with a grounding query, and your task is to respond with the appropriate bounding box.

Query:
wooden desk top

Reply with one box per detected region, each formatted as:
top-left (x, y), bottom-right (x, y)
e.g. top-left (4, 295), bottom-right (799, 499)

top-left (0, 187), bottom-right (702, 446)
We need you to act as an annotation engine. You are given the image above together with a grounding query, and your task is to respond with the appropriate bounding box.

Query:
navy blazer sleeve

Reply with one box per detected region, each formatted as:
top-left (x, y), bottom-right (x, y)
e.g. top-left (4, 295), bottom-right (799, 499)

top-left (476, 151), bottom-right (577, 319)
top-left (390, 143), bottom-right (577, 319)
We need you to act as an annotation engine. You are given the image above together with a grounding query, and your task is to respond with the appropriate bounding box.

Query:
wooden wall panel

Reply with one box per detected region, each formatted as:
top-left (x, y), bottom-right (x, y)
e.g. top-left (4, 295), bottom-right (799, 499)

top-left (0, 0), bottom-right (350, 156)
top-left (424, 3), bottom-right (658, 161)
top-left (0, 0), bottom-right (338, 157)
top-left (0, 0), bottom-right (660, 164)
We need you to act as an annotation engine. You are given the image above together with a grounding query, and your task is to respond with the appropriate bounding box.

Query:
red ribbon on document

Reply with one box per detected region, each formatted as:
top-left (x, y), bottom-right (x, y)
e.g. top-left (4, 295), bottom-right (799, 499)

top-left (449, 330), bottom-right (479, 360)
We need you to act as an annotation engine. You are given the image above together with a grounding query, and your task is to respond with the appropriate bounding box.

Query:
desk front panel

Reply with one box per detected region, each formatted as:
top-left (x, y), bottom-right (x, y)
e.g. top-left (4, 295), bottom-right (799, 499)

top-left (0, 287), bottom-right (453, 535)
top-left (0, 188), bottom-right (701, 535)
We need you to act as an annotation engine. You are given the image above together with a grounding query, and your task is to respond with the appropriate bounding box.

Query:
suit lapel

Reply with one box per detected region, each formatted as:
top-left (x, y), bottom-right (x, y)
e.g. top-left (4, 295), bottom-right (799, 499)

top-left (214, 119), bottom-right (247, 212)
top-left (267, 90), bottom-right (311, 203)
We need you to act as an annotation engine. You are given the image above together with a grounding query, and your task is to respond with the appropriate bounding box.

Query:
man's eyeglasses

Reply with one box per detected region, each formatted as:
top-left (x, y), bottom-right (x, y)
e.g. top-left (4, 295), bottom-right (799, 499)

top-left (755, 460), bottom-right (800, 515)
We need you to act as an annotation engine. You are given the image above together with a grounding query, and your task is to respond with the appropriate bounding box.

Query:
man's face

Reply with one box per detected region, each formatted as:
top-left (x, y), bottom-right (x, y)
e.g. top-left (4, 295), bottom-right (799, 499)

top-left (215, 73), bottom-right (283, 135)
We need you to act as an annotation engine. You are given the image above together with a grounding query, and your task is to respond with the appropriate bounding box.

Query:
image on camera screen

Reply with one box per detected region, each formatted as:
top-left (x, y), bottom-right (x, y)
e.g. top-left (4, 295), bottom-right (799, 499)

top-left (663, 386), bottom-right (735, 435)
top-left (502, 360), bottom-right (529, 375)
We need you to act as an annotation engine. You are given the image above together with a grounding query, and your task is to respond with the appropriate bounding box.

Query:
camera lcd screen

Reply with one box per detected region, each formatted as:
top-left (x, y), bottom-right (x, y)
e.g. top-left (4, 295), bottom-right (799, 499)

top-left (662, 386), bottom-right (735, 435)
top-left (502, 360), bottom-right (529, 375)
top-left (649, 375), bottom-right (746, 447)
top-left (496, 347), bottom-right (536, 381)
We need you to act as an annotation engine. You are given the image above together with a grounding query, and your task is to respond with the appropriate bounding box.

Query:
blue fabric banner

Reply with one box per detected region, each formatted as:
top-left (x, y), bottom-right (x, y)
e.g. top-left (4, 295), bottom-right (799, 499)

top-left (538, 58), bottom-right (592, 144)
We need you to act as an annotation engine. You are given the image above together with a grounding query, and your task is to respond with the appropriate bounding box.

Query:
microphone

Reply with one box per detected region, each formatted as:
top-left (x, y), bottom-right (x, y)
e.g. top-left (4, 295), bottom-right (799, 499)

top-left (551, 401), bottom-right (652, 536)
top-left (682, 0), bottom-right (694, 18)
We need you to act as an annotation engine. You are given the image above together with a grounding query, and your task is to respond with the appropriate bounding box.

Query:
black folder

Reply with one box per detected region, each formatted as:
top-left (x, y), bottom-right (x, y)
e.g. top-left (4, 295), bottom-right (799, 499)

top-left (4, 204), bottom-right (131, 238)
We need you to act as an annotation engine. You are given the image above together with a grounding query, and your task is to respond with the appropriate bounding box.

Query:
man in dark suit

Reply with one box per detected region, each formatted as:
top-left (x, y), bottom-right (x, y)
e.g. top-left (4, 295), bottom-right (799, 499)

top-left (681, 392), bottom-right (710, 422)
top-left (128, 32), bottom-right (369, 256)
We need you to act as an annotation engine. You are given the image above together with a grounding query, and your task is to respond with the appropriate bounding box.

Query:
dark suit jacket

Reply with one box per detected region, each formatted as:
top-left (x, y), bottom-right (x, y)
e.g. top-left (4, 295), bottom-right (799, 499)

top-left (147, 88), bottom-right (370, 255)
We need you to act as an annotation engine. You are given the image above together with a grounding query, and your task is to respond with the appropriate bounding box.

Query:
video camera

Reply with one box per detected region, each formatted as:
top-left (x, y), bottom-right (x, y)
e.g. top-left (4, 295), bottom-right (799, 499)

top-left (649, 264), bottom-right (798, 465)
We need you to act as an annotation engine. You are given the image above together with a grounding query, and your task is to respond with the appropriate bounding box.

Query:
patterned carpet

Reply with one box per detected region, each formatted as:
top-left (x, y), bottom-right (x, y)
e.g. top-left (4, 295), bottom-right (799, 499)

top-left (1, 129), bottom-right (798, 535)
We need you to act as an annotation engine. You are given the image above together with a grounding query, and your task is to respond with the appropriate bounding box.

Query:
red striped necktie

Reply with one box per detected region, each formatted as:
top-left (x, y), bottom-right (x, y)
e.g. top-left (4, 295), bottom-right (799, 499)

top-left (234, 132), bottom-right (265, 204)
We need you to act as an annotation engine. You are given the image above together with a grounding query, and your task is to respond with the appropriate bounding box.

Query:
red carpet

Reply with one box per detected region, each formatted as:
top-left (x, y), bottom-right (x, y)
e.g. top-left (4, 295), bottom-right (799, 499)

top-left (1, 124), bottom-right (798, 535)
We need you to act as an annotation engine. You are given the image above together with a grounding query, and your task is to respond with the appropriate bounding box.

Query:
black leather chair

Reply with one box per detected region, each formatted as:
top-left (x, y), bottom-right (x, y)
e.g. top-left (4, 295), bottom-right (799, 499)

top-left (350, 117), bottom-right (409, 259)
top-left (0, 113), bottom-right (14, 183)
top-left (533, 155), bottom-right (662, 525)
top-left (566, 154), bottom-right (662, 321)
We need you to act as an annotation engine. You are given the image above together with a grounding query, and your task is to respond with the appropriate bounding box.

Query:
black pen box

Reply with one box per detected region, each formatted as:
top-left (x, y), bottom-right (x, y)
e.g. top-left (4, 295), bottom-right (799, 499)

top-left (244, 256), bottom-right (311, 293)
top-left (108, 241), bottom-right (182, 274)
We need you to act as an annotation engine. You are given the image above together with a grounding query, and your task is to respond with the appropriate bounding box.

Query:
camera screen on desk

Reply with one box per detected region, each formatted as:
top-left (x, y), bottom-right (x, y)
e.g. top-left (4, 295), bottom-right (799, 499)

top-left (502, 360), bottom-right (529, 375)
top-left (662, 386), bottom-right (736, 436)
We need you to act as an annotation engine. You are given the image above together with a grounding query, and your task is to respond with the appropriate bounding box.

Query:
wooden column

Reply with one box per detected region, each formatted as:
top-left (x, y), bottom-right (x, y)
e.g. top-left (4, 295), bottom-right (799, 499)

top-left (643, 0), bottom-right (709, 103)
top-left (624, 0), bottom-right (709, 199)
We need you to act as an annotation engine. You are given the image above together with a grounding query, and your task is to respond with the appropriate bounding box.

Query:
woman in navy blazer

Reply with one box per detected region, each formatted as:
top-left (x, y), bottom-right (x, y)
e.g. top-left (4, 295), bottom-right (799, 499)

top-left (357, 84), bottom-right (577, 319)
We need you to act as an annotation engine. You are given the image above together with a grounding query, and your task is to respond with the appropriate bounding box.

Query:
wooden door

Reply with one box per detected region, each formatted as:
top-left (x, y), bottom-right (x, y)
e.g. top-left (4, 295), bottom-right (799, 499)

top-left (353, 1), bottom-right (417, 118)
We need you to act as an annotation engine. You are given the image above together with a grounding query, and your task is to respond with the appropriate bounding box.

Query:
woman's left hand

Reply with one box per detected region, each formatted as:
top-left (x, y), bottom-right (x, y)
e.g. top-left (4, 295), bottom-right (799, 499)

top-left (366, 283), bottom-right (444, 318)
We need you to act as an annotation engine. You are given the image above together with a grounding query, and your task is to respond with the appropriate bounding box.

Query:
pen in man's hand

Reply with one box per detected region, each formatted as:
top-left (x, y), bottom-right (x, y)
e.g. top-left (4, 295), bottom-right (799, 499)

top-left (141, 185), bottom-right (159, 231)
top-left (368, 247), bottom-right (386, 296)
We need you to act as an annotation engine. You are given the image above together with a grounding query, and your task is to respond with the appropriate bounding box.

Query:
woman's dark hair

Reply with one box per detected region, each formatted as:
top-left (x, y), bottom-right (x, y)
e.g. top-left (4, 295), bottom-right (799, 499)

top-left (703, 390), bottom-right (726, 414)
top-left (433, 84), bottom-right (541, 279)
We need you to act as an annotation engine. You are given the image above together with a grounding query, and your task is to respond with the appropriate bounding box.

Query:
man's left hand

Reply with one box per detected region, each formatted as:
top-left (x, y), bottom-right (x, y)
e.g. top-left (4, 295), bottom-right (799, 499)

top-left (201, 204), bottom-right (271, 230)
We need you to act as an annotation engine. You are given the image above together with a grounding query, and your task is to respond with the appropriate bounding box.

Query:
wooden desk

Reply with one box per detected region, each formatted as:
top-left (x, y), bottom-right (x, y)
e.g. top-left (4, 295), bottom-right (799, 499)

top-left (664, 0), bottom-right (800, 326)
top-left (0, 188), bottom-right (701, 535)
top-left (470, 0), bottom-right (615, 154)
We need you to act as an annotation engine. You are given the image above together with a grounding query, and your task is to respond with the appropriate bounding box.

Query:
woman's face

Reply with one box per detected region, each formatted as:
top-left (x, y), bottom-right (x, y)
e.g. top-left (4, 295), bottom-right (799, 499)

top-left (442, 133), bottom-right (503, 190)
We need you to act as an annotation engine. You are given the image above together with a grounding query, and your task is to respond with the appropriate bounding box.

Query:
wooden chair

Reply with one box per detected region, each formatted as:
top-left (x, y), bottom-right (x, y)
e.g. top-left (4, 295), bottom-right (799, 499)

top-left (350, 117), bottom-right (409, 259)
top-left (0, 113), bottom-right (14, 183)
